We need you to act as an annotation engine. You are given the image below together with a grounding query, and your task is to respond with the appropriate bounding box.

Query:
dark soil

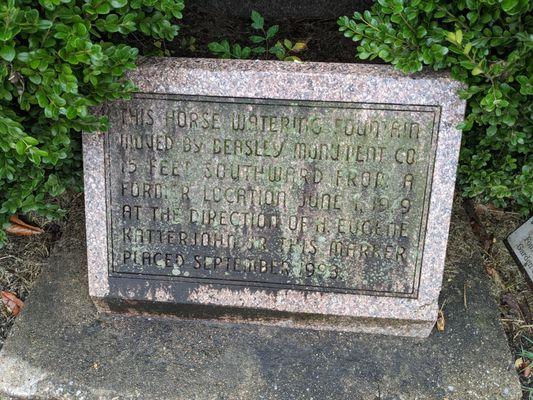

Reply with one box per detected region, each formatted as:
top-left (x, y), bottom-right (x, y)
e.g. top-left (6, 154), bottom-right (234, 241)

top-left (471, 204), bottom-right (533, 399)
top-left (0, 193), bottom-right (80, 350)
top-left (132, 4), bottom-right (360, 63)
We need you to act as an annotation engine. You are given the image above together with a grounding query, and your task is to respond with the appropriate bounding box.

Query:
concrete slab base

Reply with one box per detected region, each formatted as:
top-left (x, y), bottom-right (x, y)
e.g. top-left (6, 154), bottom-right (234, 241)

top-left (0, 215), bottom-right (522, 399)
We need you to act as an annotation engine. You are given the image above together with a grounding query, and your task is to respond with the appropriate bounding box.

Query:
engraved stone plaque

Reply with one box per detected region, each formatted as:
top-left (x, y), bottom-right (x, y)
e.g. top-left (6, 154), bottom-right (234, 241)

top-left (84, 58), bottom-right (466, 337)
top-left (108, 95), bottom-right (438, 297)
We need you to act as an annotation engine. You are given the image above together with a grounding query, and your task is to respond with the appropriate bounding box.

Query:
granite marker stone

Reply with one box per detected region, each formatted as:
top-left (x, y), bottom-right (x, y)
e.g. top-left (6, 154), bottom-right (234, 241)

top-left (83, 58), bottom-right (466, 337)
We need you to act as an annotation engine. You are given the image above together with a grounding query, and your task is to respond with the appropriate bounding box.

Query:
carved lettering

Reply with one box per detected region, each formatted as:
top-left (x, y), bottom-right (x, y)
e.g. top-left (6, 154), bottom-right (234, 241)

top-left (107, 95), bottom-right (438, 297)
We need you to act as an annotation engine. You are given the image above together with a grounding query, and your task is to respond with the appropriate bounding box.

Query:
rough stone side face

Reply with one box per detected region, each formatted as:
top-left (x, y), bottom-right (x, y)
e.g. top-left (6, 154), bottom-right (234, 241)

top-left (83, 131), bottom-right (109, 299)
top-left (83, 58), bottom-right (466, 337)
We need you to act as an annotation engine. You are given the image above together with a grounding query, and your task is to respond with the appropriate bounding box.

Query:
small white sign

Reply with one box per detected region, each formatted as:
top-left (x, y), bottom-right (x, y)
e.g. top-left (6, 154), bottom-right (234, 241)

top-left (506, 216), bottom-right (533, 284)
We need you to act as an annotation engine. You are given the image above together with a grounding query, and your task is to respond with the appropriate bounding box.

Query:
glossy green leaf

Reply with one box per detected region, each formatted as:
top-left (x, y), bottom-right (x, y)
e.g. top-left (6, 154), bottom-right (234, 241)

top-left (0, 45), bottom-right (15, 62)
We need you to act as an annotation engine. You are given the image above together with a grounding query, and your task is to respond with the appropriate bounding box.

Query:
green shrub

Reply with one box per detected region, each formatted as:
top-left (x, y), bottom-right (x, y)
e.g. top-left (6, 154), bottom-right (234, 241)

top-left (0, 0), bottom-right (184, 243)
top-left (209, 11), bottom-right (308, 61)
top-left (339, 0), bottom-right (532, 214)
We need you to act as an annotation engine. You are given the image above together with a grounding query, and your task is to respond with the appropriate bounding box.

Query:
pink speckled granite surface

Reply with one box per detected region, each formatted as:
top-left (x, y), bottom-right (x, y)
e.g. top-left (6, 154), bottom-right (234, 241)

top-left (83, 58), bottom-right (466, 337)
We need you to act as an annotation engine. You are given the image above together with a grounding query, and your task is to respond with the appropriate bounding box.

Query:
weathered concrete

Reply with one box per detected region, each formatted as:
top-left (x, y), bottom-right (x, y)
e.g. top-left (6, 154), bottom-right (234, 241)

top-left (0, 207), bottom-right (521, 399)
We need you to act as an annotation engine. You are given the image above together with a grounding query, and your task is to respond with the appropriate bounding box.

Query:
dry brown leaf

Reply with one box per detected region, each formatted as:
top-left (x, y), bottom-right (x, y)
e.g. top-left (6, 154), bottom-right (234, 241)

top-left (475, 202), bottom-right (504, 215)
top-left (485, 264), bottom-right (505, 288)
top-left (515, 358), bottom-right (532, 377)
top-left (5, 224), bottom-right (39, 236)
top-left (9, 215), bottom-right (42, 231)
top-left (6, 215), bottom-right (44, 236)
top-left (463, 199), bottom-right (494, 251)
top-left (1, 291), bottom-right (24, 317)
top-left (437, 310), bottom-right (445, 332)
top-left (502, 293), bottom-right (525, 320)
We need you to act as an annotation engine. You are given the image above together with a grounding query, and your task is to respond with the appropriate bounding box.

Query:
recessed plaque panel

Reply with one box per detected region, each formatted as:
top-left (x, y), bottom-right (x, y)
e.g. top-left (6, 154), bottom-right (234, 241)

top-left (105, 94), bottom-right (439, 298)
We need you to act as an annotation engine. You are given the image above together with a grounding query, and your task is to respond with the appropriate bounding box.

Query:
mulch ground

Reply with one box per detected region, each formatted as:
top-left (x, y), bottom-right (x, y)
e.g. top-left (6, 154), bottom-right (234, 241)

top-left (129, 4), bottom-right (360, 63)
top-left (0, 193), bottom-right (80, 349)
top-left (471, 203), bottom-right (533, 398)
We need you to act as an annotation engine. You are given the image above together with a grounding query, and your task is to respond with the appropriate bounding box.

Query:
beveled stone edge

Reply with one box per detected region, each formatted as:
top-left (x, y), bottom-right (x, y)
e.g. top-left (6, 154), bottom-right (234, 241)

top-left (132, 56), bottom-right (456, 80)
